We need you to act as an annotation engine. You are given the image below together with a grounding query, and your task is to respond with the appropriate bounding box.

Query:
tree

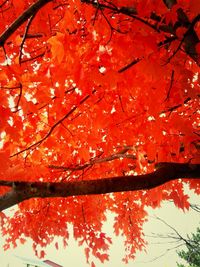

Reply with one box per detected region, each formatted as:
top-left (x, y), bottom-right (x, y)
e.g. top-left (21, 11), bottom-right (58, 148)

top-left (0, 0), bottom-right (199, 265)
top-left (136, 207), bottom-right (200, 266)
top-left (177, 226), bottom-right (200, 267)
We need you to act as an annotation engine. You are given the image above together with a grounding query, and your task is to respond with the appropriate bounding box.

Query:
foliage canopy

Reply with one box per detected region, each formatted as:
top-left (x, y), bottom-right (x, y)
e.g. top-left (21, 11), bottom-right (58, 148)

top-left (0, 0), bottom-right (199, 265)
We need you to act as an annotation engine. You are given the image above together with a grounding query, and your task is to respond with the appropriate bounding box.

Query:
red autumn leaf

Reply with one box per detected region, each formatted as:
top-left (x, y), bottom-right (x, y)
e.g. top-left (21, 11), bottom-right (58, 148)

top-left (85, 247), bottom-right (90, 263)
top-left (169, 191), bottom-right (190, 211)
top-left (0, 0), bottom-right (199, 265)
top-left (176, 27), bottom-right (187, 39)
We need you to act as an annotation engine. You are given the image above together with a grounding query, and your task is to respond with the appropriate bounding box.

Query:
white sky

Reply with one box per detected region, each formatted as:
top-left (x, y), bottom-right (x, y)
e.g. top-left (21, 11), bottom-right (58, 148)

top-left (0, 190), bottom-right (199, 267)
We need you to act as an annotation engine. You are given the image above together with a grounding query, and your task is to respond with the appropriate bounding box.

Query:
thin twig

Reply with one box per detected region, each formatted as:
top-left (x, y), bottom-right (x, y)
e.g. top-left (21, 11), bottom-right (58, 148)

top-left (15, 83), bottom-right (23, 111)
top-left (49, 152), bottom-right (136, 171)
top-left (82, 0), bottom-right (159, 33)
top-left (165, 69), bottom-right (175, 101)
top-left (10, 92), bottom-right (95, 158)
top-left (20, 51), bottom-right (45, 63)
top-left (118, 58), bottom-right (142, 73)
top-left (19, 14), bottom-right (36, 65)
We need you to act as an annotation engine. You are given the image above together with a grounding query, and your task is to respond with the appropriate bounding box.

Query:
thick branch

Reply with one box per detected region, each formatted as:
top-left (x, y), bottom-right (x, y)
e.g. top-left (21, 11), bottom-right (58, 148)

top-left (0, 0), bottom-right (52, 46)
top-left (0, 189), bottom-right (25, 211)
top-left (0, 163), bottom-right (200, 211)
top-left (182, 14), bottom-right (200, 65)
top-left (162, 1), bottom-right (200, 65)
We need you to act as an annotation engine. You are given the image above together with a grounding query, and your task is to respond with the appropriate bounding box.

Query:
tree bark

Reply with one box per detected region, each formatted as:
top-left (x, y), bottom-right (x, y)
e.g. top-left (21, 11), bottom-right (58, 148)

top-left (0, 0), bottom-right (52, 46)
top-left (0, 162), bottom-right (199, 211)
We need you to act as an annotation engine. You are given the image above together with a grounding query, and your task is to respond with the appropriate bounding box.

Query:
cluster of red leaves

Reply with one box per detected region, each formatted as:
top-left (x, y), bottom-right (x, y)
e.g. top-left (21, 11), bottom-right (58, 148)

top-left (0, 0), bottom-right (199, 265)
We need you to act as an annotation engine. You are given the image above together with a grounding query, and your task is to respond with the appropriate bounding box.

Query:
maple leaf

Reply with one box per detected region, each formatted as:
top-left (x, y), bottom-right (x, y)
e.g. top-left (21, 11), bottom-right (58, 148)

top-left (47, 33), bottom-right (65, 64)
top-left (0, 0), bottom-right (199, 265)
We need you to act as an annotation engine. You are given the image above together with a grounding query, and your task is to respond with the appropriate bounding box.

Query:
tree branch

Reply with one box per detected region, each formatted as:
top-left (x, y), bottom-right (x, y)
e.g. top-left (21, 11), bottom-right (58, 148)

top-left (49, 150), bottom-right (136, 171)
top-left (83, 0), bottom-right (199, 66)
top-left (0, 0), bottom-right (52, 46)
top-left (0, 162), bottom-right (200, 211)
top-left (10, 91), bottom-right (95, 157)
top-left (81, 0), bottom-right (159, 32)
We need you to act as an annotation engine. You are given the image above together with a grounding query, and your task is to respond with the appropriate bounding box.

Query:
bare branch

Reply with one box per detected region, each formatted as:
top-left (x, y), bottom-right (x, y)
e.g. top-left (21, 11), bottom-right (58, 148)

top-left (190, 203), bottom-right (200, 213)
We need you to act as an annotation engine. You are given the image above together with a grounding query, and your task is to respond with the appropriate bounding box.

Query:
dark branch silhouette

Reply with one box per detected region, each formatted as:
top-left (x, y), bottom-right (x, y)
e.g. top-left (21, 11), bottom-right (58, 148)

top-left (82, 0), bottom-right (200, 66)
top-left (0, 0), bottom-right (52, 46)
top-left (0, 162), bottom-right (200, 211)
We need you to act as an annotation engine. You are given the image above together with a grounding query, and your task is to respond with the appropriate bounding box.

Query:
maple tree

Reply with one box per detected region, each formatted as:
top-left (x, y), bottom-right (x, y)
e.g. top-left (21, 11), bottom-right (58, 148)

top-left (0, 0), bottom-right (200, 265)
